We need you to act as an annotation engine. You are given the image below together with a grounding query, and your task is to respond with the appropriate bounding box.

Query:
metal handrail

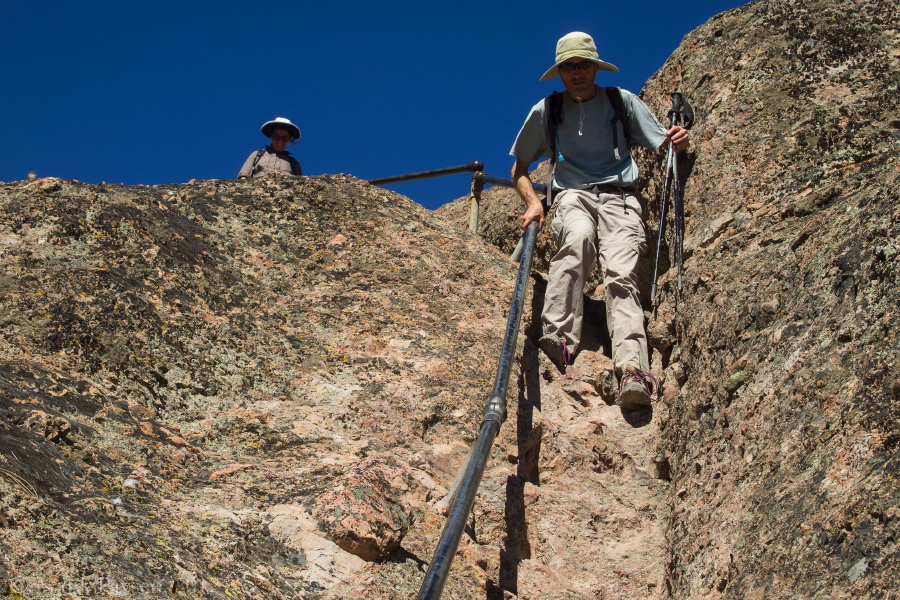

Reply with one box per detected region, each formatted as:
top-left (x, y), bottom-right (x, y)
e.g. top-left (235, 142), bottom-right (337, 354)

top-left (416, 220), bottom-right (540, 600)
top-left (469, 171), bottom-right (547, 235)
top-left (367, 161), bottom-right (484, 186)
top-left (472, 171), bottom-right (547, 193)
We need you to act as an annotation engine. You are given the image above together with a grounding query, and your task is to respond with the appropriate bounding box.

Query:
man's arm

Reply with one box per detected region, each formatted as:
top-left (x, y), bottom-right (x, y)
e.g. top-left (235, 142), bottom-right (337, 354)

top-left (511, 158), bottom-right (545, 229)
top-left (237, 152), bottom-right (256, 179)
top-left (620, 89), bottom-right (690, 153)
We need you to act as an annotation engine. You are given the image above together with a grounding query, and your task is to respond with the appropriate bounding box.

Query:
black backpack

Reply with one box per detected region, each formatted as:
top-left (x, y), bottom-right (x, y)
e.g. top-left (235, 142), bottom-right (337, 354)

top-left (544, 86), bottom-right (631, 165)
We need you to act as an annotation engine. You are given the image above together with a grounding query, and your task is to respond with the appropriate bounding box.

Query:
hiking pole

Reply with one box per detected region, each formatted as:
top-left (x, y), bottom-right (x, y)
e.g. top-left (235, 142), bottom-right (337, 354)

top-left (416, 220), bottom-right (539, 600)
top-left (650, 92), bottom-right (693, 302)
top-left (650, 143), bottom-right (675, 303)
top-left (669, 93), bottom-right (693, 291)
top-left (673, 154), bottom-right (684, 291)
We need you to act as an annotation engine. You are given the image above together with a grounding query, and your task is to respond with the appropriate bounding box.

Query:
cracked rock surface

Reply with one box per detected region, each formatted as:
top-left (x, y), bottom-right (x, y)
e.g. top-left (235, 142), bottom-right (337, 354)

top-left (2, 0), bottom-right (900, 598)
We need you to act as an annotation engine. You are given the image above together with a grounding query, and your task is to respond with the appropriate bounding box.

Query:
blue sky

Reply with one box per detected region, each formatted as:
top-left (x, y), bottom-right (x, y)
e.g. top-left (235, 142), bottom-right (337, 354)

top-left (1, 0), bottom-right (747, 210)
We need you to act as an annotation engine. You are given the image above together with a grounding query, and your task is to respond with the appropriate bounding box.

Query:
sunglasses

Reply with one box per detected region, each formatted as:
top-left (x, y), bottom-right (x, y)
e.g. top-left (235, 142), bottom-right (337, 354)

top-left (558, 60), bottom-right (595, 73)
top-left (271, 134), bottom-right (292, 141)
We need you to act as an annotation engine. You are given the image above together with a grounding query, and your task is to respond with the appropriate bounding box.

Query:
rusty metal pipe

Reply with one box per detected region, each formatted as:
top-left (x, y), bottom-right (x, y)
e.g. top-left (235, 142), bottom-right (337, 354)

top-left (368, 161), bottom-right (484, 186)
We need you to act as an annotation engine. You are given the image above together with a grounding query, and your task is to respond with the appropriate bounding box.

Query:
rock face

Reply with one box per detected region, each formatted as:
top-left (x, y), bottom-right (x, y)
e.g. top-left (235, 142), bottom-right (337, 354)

top-left (1, 1), bottom-right (899, 599)
top-left (0, 174), bottom-right (526, 598)
top-left (441, 0), bottom-right (900, 598)
top-left (642, 1), bottom-right (900, 597)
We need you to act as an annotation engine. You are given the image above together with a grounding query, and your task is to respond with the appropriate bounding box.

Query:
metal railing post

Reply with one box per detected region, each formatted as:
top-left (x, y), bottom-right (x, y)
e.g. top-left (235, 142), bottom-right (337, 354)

top-left (469, 172), bottom-right (546, 262)
top-left (416, 220), bottom-right (539, 600)
top-left (469, 175), bottom-right (484, 233)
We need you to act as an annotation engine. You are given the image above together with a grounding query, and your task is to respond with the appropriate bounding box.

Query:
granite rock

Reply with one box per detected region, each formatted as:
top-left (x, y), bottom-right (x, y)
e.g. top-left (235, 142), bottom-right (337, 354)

top-left (2, 0), bottom-right (899, 598)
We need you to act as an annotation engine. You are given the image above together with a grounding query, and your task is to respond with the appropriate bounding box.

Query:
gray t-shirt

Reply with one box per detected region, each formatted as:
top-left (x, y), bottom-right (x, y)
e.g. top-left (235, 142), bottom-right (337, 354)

top-left (510, 86), bottom-right (668, 189)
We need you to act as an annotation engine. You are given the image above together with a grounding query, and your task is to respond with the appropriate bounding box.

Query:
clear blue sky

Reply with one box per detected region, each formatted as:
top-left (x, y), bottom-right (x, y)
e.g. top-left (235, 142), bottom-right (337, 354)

top-left (1, 0), bottom-right (747, 210)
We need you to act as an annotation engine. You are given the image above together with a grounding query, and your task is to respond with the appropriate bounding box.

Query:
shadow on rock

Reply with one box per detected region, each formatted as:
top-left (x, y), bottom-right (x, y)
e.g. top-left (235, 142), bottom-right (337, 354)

top-left (620, 404), bottom-right (654, 428)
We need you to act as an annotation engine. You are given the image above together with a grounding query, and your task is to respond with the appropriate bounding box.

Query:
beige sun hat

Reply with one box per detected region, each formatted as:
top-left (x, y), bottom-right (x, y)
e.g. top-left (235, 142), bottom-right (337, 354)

top-left (539, 32), bottom-right (619, 81)
top-left (261, 117), bottom-right (301, 140)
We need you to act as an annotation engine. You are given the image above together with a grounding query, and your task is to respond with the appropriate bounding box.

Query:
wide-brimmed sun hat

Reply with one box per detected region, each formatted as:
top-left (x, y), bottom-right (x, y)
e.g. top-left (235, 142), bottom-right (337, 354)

top-left (539, 32), bottom-right (619, 81)
top-left (261, 117), bottom-right (301, 140)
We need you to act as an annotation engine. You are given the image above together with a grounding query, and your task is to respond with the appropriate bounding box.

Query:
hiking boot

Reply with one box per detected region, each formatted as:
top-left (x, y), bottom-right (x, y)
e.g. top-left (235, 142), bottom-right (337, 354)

top-left (616, 369), bottom-right (659, 410)
top-left (538, 334), bottom-right (571, 370)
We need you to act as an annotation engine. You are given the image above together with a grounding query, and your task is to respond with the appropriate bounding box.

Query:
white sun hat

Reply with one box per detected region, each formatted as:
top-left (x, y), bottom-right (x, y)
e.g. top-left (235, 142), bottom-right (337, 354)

top-left (260, 117), bottom-right (301, 140)
top-left (540, 32), bottom-right (619, 81)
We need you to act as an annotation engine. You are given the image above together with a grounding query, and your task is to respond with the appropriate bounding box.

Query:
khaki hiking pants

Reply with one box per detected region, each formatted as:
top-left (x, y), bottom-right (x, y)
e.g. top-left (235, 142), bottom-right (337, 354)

top-left (544, 187), bottom-right (649, 373)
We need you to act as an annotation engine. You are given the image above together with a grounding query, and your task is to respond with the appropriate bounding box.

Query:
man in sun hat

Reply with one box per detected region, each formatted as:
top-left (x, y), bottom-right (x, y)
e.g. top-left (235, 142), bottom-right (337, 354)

top-left (510, 31), bottom-right (690, 410)
top-left (238, 117), bottom-right (303, 179)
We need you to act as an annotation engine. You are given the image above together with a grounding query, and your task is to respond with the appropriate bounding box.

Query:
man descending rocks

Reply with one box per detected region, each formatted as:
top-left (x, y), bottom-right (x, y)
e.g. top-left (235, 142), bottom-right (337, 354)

top-left (509, 32), bottom-right (689, 409)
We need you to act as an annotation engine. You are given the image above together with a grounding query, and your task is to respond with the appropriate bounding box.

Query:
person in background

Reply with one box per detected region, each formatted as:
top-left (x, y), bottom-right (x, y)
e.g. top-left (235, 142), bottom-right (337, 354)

top-left (238, 117), bottom-right (303, 179)
top-left (510, 32), bottom-right (689, 410)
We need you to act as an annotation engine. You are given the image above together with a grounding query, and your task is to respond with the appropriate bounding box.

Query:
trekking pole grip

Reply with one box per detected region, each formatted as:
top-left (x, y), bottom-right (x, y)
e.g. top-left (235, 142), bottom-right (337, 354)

top-left (668, 92), bottom-right (683, 126)
top-left (668, 92), bottom-right (694, 130)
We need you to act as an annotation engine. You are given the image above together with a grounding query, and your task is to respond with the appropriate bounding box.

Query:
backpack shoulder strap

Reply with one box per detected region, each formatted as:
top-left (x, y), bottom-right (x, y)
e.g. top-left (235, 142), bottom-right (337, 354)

top-left (251, 149), bottom-right (266, 172)
top-left (542, 91), bottom-right (565, 206)
top-left (605, 86), bottom-right (631, 160)
top-left (544, 91), bottom-right (564, 165)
